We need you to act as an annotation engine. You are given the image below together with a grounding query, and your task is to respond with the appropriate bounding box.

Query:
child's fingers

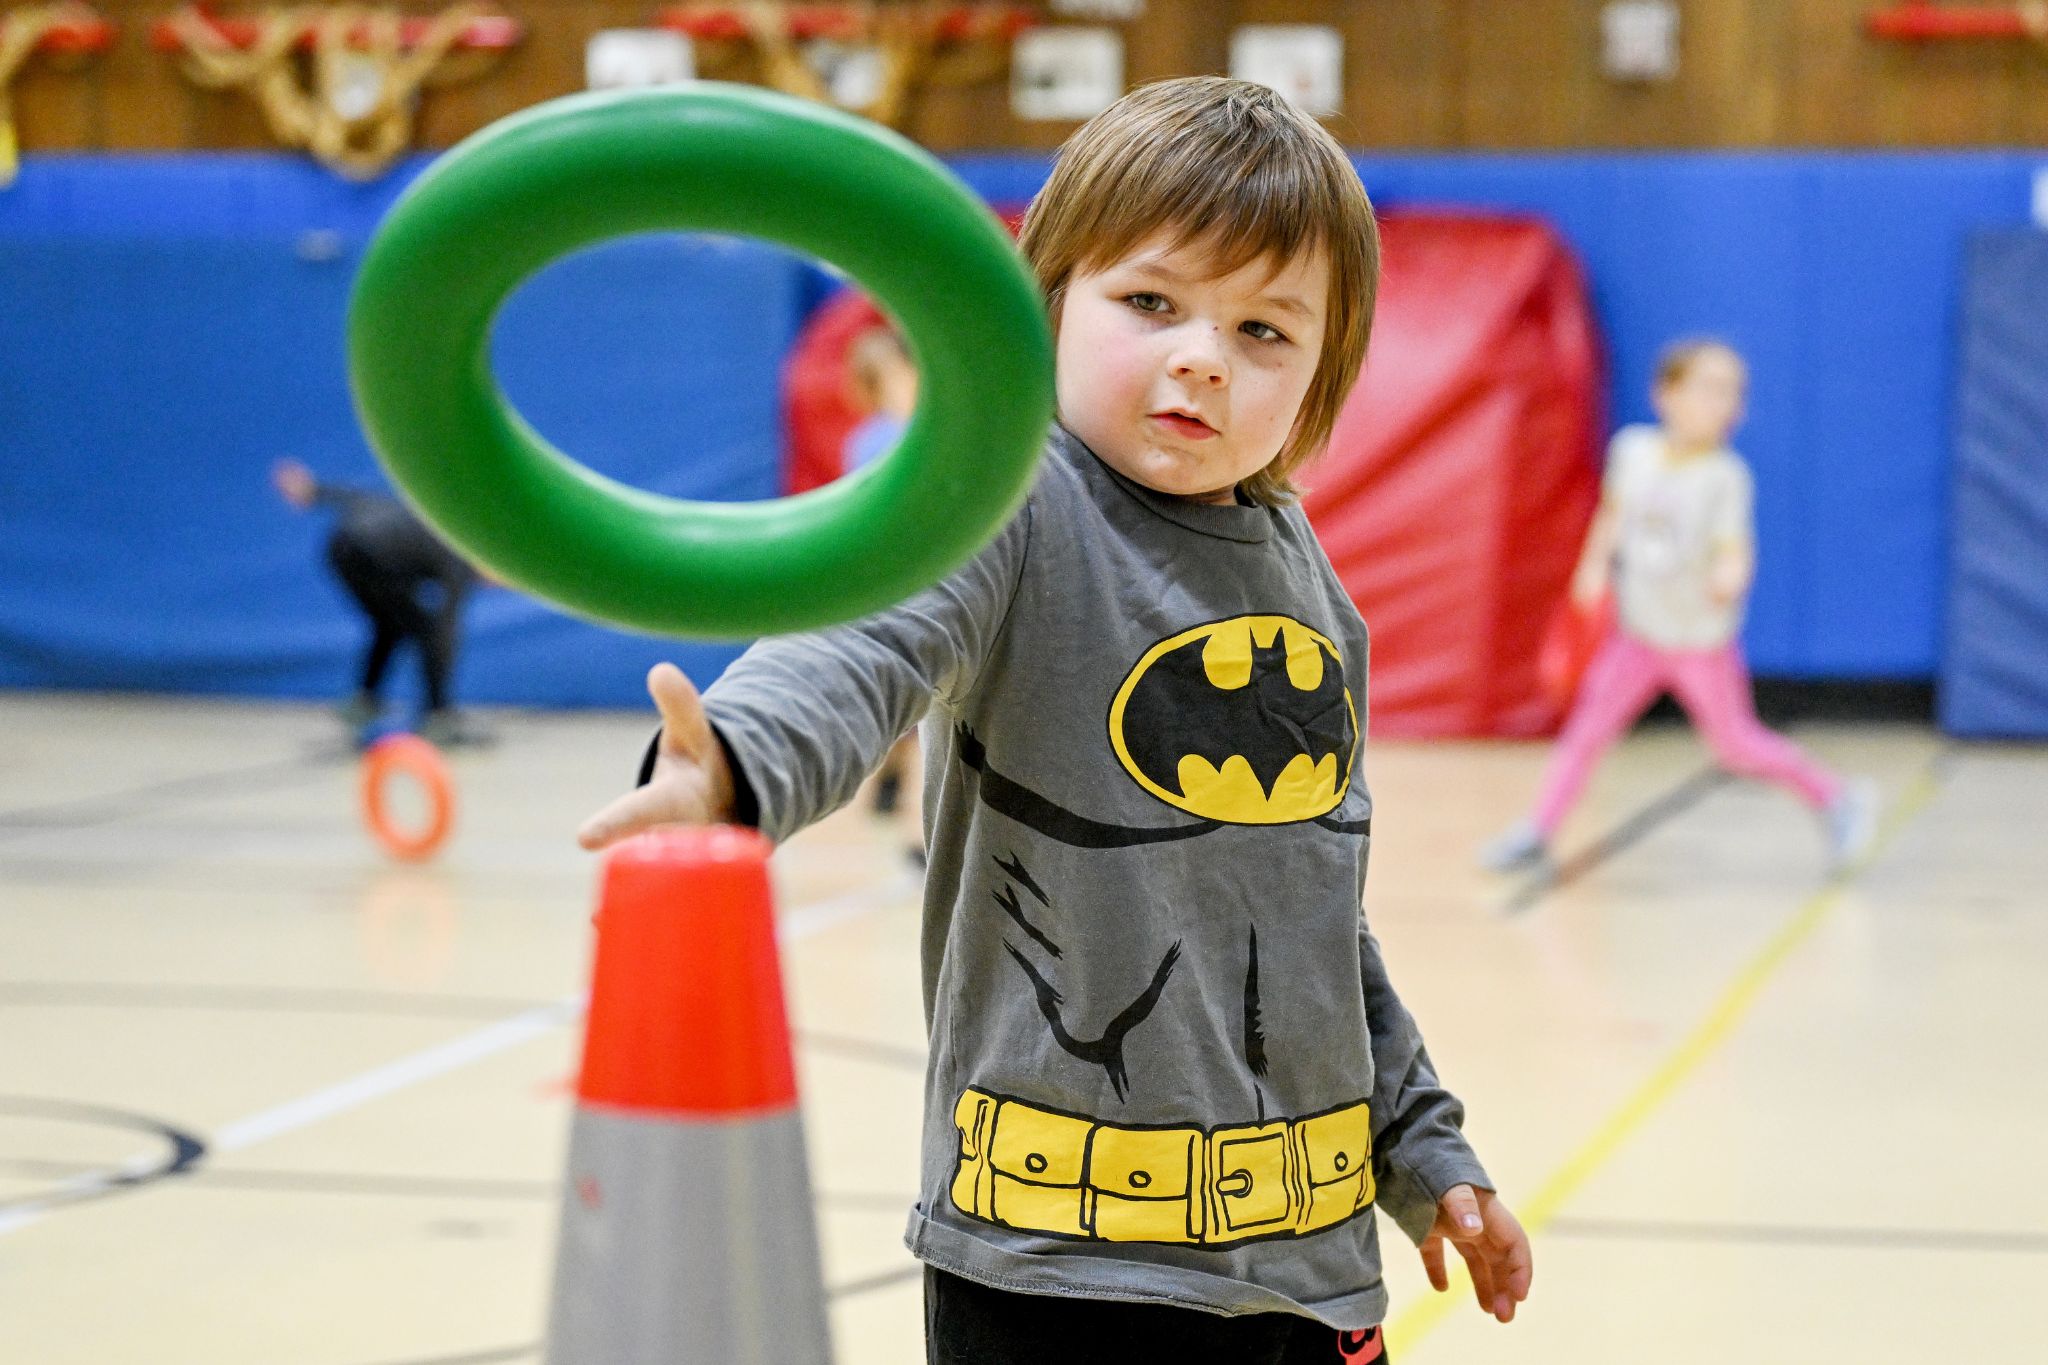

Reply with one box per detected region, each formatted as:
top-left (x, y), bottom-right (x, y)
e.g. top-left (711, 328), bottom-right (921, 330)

top-left (1499, 1230), bottom-right (1533, 1303)
top-left (1462, 1239), bottom-right (1527, 1324)
top-left (1419, 1234), bottom-right (1449, 1293)
top-left (1437, 1183), bottom-right (1484, 1237)
top-left (1485, 1201), bottom-right (1534, 1304)
top-left (576, 782), bottom-right (697, 850)
top-left (1454, 1238), bottom-right (1496, 1317)
top-left (647, 663), bottom-right (716, 760)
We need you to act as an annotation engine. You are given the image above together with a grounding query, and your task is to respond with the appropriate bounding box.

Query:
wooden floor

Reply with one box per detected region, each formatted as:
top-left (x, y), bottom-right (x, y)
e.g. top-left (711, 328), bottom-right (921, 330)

top-left (2, 692), bottom-right (2042, 1363)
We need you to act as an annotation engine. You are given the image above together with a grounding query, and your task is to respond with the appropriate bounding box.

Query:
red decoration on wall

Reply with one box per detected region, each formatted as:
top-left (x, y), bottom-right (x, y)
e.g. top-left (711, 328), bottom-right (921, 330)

top-left (1865, 2), bottom-right (2046, 41)
top-left (148, 5), bottom-right (521, 52)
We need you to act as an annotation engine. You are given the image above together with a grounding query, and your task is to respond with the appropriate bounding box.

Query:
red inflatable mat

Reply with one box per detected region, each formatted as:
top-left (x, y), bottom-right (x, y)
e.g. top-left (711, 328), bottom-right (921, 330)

top-left (1306, 212), bottom-right (1604, 739)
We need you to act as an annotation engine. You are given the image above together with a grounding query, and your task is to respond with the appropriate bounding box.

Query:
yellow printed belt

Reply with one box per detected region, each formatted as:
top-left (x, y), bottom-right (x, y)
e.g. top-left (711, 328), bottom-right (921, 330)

top-left (949, 1086), bottom-right (1374, 1247)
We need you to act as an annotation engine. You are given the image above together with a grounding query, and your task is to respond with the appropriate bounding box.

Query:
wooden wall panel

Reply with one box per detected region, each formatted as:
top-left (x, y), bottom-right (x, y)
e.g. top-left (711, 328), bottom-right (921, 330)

top-left (1238, 0), bottom-right (1463, 148)
top-left (6, 0), bottom-right (2047, 159)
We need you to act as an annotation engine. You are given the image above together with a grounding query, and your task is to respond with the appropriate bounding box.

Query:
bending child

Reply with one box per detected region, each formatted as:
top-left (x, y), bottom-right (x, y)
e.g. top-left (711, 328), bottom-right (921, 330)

top-left (274, 457), bottom-right (490, 747)
top-left (1484, 340), bottom-right (1877, 875)
top-left (582, 78), bottom-right (1531, 1364)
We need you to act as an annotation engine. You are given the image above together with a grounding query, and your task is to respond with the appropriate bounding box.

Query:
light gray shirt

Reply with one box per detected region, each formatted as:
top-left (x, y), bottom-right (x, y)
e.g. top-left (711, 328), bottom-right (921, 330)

top-left (703, 425), bottom-right (1488, 1328)
top-left (1607, 424), bottom-right (1756, 650)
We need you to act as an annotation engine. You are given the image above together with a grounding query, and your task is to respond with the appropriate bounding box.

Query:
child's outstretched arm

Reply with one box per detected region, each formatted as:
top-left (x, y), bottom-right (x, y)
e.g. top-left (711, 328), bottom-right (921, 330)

top-left (1706, 461), bottom-right (1757, 606)
top-left (1570, 493), bottom-right (1619, 608)
top-left (577, 495), bottom-right (1034, 850)
top-left (1358, 925), bottom-right (1533, 1323)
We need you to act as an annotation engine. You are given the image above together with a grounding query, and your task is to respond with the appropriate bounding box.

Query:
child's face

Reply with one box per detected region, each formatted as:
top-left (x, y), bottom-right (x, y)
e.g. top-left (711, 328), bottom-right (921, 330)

top-left (1653, 347), bottom-right (1747, 450)
top-left (1053, 230), bottom-right (1329, 503)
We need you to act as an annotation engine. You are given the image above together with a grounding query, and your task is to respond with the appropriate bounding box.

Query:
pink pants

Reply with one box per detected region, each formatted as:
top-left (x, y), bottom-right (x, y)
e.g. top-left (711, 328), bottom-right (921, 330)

top-left (1533, 632), bottom-right (1843, 837)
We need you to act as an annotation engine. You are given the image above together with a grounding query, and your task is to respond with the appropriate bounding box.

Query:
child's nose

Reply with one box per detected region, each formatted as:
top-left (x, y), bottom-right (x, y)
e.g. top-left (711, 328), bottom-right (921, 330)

top-left (1170, 332), bottom-right (1229, 386)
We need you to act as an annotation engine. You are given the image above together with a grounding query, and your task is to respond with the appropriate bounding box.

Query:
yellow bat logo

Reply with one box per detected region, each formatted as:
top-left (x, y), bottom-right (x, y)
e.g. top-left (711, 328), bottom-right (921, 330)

top-left (1108, 615), bottom-right (1357, 825)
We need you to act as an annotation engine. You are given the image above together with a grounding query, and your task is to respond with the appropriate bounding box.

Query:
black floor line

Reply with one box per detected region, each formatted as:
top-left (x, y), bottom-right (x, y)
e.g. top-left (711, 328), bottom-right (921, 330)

top-left (800, 1029), bottom-right (929, 1072)
top-left (359, 1347), bottom-right (536, 1365)
top-left (0, 747), bottom-right (346, 840)
top-left (828, 1262), bottom-right (926, 1298)
top-left (1548, 1214), bottom-right (2048, 1255)
top-left (1504, 766), bottom-right (1730, 914)
top-left (0, 1096), bottom-right (206, 1216)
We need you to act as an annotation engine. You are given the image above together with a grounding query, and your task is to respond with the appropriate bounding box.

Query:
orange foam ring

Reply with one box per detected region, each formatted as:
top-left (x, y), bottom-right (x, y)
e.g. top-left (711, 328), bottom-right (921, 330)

top-left (577, 827), bottom-right (798, 1118)
top-left (360, 734), bottom-right (455, 863)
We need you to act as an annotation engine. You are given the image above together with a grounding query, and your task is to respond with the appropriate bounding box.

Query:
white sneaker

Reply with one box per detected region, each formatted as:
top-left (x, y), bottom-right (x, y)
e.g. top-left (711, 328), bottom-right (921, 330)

top-left (1825, 779), bottom-right (1880, 873)
top-left (1480, 820), bottom-right (1553, 874)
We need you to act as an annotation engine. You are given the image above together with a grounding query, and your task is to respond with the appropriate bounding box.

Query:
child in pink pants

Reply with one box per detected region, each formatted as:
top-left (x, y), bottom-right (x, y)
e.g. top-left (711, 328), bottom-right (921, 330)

top-left (1485, 340), bottom-right (1877, 874)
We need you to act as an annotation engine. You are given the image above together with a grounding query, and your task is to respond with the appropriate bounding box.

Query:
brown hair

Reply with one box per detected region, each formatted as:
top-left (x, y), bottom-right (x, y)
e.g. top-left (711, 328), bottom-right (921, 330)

top-left (1018, 76), bottom-right (1379, 506)
top-left (1655, 336), bottom-right (1745, 389)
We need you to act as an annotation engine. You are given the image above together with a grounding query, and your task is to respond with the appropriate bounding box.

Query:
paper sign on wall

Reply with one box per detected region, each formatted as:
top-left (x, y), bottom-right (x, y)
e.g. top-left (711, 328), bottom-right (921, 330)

top-left (587, 29), bottom-right (695, 91)
top-left (1229, 25), bottom-right (1343, 117)
top-left (1601, 0), bottom-right (1680, 82)
top-left (1012, 27), bottom-right (1124, 120)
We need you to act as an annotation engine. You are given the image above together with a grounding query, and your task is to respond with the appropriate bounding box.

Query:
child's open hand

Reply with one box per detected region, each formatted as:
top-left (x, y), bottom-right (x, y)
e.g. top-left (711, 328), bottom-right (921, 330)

top-left (1420, 1184), bottom-right (1532, 1324)
top-left (576, 663), bottom-right (737, 850)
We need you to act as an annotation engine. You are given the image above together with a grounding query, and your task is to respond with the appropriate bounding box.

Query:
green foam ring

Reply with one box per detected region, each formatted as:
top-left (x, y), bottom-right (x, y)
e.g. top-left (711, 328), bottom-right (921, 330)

top-left (347, 84), bottom-right (1053, 639)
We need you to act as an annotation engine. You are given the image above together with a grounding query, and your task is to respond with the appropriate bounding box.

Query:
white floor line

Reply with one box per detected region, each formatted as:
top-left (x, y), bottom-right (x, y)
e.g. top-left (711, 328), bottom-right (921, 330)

top-left (0, 869), bottom-right (919, 1240)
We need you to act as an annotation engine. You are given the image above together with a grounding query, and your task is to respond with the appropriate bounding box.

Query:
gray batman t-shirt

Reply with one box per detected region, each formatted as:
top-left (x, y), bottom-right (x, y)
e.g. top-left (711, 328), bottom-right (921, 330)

top-left (702, 424), bottom-right (1488, 1329)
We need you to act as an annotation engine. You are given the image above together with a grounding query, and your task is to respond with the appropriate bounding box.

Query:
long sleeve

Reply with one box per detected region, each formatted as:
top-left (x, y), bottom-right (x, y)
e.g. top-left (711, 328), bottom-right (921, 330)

top-left (700, 499), bottom-right (1033, 845)
top-left (1360, 923), bottom-right (1492, 1245)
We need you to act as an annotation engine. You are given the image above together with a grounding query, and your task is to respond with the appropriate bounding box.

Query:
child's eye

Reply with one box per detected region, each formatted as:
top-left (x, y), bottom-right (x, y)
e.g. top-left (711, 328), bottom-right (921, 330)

top-left (1242, 320), bottom-right (1289, 344)
top-left (1123, 292), bottom-right (1170, 315)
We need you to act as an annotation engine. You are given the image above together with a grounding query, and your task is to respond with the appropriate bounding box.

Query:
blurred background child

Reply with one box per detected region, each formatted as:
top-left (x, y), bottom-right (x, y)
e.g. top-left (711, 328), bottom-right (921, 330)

top-left (273, 456), bottom-right (492, 748)
top-left (1484, 339), bottom-right (1877, 875)
top-left (842, 323), bottom-right (925, 861)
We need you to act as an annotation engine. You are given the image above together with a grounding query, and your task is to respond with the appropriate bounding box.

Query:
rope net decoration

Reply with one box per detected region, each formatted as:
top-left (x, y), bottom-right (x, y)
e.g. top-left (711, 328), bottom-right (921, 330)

top-left (0, 2), bottom-right (113, 186)
top-left (159, 3), bottom-right (516, 179)
top-left (1866, 1), bottom-right (2048, 45)
top-left (657, 3), bottom-right (1035, 130)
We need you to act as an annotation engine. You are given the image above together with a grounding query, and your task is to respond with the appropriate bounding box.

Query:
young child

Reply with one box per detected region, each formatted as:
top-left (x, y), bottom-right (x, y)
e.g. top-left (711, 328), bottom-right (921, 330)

top-left (842, 323), bottom-right (927, 854)
top-left (581, 77), bottom-right (1531, 1363)
top-left (843, 322), bottom-right (919, 474)
top-left (273, 457), bottom-right (491, 747)
top-left (1484, 339), bottom-right (1878, 875)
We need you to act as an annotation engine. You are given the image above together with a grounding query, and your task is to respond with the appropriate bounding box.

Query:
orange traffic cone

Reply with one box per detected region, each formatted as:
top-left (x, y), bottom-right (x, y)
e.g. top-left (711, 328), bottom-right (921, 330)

top-left (544, 827), bottom-right (832, 1365)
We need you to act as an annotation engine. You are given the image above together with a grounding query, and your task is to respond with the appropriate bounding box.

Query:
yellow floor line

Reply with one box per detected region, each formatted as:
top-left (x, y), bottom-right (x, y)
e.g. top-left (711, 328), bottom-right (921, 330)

top-left (1387, 761), bottom-right (1944, 1354)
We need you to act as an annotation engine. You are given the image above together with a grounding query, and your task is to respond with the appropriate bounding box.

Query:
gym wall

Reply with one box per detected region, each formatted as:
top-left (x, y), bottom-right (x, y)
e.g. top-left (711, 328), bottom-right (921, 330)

top-left (5, 148), bottom-right (2040, 707)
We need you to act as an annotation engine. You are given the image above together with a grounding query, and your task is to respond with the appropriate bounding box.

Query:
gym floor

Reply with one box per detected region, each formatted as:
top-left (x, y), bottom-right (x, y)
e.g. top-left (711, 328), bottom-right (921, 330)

top-left (1, 691), bottom-right (2041, 1363)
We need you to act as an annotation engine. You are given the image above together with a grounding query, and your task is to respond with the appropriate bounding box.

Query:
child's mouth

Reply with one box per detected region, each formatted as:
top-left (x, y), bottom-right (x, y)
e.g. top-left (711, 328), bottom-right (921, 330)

top-left (1150, 411), bottom-right (1217, 441)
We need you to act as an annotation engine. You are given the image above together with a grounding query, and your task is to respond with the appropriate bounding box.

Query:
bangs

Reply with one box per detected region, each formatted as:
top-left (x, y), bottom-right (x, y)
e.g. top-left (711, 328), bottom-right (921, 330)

top-left (1066, 114), bottom-right (1339, 288)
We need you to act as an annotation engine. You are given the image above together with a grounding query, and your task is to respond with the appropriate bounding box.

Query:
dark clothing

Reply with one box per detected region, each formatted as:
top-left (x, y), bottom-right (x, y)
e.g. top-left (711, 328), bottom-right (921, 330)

top-left (924, 1268), bottom-right (1388, 1365)
top-left (314, 485), bottom-right (475, 712)
top-left (314, 486), bottom-right (478, 586)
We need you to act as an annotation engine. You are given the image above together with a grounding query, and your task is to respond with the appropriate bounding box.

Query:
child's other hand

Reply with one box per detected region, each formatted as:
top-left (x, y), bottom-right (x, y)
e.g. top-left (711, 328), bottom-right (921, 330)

top-left (576, 663), bottom-right (736, 850)
top-left (1569, 565), bottom-right (1608, 610)
top-left (1707, 555), bottom-right (1747, 605)
top-left (1420, 1184), bottom-right (1532, 1324)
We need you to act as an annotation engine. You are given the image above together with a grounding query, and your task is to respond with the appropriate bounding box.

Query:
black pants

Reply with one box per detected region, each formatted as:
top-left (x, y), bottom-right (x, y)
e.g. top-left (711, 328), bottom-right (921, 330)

top-left (925, 1268), bottom-right (1387, 1365)
top-left (326, 536), bottom-right (462, 713)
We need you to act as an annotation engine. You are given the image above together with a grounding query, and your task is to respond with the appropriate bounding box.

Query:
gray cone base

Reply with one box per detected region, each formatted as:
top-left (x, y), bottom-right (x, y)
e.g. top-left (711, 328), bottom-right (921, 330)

top-left (545, 1105), bottom-right (834, 1365)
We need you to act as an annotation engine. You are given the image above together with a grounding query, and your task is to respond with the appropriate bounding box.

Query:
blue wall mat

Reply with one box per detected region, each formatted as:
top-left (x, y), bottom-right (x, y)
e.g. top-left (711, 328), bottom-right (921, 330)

top-left (1943, 231), bottom-right (2048, 738)
top-left (0, 220), bottom-right (810, 708)
top-left (4, 150), bottom-right (2045, 703)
